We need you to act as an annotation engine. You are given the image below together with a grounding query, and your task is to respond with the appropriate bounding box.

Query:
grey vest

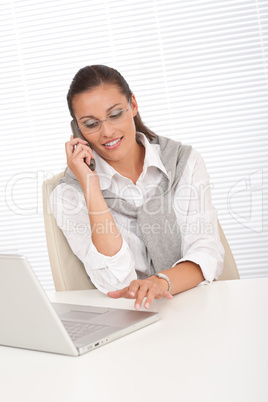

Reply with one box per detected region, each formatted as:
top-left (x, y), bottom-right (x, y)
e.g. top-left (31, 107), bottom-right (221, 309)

top-left (102, 135), bottom-right (192, 274)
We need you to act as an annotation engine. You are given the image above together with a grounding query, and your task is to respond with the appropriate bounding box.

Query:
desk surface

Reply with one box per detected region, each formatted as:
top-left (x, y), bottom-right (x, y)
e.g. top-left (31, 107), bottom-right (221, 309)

top-left (1, 278), bottom-right (268, 402)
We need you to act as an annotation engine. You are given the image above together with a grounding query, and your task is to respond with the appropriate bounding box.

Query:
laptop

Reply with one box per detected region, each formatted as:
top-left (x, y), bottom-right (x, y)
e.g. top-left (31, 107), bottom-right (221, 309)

top-left (0, 254), bottom-right (159, 356)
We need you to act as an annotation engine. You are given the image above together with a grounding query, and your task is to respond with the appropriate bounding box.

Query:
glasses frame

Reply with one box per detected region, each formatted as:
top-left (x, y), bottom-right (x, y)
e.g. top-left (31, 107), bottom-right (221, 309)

top-left (76, 101), bottom-right (131, 135)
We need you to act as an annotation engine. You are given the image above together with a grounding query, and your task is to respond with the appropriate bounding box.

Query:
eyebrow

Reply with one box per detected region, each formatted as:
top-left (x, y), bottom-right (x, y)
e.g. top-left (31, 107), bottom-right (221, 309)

top-left (79, 103), bottom-right (123, 120)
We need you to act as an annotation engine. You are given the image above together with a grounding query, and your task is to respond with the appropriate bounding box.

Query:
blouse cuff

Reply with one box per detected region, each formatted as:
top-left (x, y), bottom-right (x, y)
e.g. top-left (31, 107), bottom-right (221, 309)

top-left (83, 238), bottom-right (137, 293)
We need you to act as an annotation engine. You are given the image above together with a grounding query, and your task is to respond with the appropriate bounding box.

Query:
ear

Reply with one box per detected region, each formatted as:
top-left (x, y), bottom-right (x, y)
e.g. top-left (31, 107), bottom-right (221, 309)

top-left (130, 93), bottom-right (138, 117)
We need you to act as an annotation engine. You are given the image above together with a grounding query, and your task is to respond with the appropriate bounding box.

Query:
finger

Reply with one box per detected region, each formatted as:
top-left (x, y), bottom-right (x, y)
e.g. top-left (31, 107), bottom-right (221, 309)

top-left (134, 283), bottom-right (149, 310)
top-left (107, 290), bottom-right (123, 299)
top-left (144, 287), bottom-right (157, 309)
top-left (69, 137), bottom-right (88, 146)
top-left (84, 144), bottom-right (95, 162)
top-left (85, 155), bottom-right (94, 167)
top-left (143, 286), bottom-right (170, 307)
top-left (72, 142), bottom-right (89, 154)
top-left (71, 149), bottom-right (92, 165)
top-left (127, 281), bottom-right (140, 298)
top-left (107, 287), bottom-right (131, 299)
top-left (164, 291), bottom-right (173, 300)
top-left (66, 137), bottom-right (88, 152)
top-left (65, 140), bottom-right (74, 159)
top-left (65, 138), bottom-right (88, 157)
top-left (71, 144), bottom-right (93, 163)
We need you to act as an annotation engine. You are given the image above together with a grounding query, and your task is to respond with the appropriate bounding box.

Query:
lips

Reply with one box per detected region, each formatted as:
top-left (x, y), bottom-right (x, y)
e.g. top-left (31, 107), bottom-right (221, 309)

top-left (102, 137), bottom-right (123, 149)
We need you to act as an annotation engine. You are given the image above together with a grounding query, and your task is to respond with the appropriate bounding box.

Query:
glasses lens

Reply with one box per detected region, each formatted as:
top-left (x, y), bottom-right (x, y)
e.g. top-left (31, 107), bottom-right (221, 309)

top-left (82, 119), bottom-right (100, 134)
top-left (107, 108), bottom-right (126, 123)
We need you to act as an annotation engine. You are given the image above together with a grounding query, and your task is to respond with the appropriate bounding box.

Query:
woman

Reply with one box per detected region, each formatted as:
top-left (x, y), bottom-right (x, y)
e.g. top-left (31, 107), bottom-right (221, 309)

top-left (50, 65), bottom-right (224, 310)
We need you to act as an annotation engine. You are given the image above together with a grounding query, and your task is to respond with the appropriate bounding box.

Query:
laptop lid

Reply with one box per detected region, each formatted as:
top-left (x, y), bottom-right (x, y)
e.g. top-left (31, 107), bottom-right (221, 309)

top-left (0, 254), bottom-right (159, 356)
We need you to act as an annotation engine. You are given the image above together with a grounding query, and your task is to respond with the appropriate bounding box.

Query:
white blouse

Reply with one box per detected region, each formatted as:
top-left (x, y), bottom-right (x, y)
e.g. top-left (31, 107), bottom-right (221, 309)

top-left (50, 133), bottom-right (224, 293)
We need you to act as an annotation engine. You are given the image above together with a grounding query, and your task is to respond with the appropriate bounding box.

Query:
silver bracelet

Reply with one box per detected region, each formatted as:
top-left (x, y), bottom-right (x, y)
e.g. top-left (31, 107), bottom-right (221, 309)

top-left (149, 273), bottom-right (172, 293)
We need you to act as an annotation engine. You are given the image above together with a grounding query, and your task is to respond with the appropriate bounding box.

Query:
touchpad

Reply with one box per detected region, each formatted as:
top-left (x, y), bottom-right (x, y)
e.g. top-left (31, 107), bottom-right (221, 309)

top-left (61, 310), bottom-right (108, 322)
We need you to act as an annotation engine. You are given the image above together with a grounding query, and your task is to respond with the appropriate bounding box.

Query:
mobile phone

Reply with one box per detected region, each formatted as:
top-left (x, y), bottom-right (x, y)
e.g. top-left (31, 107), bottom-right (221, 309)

top-left (70, 120), bottom-right (96, 171)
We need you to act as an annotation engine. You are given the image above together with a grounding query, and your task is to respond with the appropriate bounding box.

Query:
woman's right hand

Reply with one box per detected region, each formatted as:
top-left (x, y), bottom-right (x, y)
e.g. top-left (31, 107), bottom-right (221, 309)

top-left (65, 135), bottom-right (99, 190)
top-left (66, 135), bottom-right (122, 256)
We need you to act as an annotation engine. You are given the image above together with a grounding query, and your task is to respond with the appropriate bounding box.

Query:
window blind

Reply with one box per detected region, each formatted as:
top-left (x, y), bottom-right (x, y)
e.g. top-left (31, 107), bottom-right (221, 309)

top-left (0, 0), bottom-right (267, 290)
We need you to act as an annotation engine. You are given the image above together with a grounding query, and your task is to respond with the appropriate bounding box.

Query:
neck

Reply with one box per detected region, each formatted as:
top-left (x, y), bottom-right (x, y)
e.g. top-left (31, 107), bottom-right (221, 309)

top-left (109, 142), bottom-right (145, 185)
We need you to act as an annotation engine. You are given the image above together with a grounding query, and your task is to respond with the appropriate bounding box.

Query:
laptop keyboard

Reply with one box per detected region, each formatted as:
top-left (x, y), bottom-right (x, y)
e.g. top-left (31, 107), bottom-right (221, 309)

top-left (62, 320), bottom-right (106, 342)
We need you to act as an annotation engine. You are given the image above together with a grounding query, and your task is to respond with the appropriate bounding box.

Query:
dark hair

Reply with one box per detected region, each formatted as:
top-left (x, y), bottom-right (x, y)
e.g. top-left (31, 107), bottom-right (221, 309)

top-left (67, 65), bottom-right (156, 141)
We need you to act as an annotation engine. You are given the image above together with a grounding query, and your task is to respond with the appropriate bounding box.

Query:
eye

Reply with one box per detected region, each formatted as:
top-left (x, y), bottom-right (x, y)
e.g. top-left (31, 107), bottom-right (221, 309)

top-left (83, 119), bottom-right (99, 129)
top-left (109, 109), bottom-right (123, 120)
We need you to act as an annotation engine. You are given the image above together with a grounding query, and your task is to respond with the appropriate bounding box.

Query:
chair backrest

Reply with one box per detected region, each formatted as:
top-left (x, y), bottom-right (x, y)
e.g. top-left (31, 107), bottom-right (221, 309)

top-left (217, 222), bottom-right (240, 280)
top-left (42, 171), bottom-right (95, 291)
top-left (43, 171), bottom-right (239, 291)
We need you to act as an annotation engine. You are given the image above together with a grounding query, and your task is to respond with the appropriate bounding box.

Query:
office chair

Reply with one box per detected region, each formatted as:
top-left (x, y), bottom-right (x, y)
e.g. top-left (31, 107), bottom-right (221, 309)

top-left (42, 171), bottom-right (96, 291)
top-left (217, 223), bottom-right (239, 280)
top-left (42, 172), bottom-right (239, 291)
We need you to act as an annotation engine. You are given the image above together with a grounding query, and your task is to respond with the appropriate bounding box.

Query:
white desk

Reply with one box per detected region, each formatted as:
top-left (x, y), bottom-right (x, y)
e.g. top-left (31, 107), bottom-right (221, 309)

top-left (0, 278), bottom-right (268, 402)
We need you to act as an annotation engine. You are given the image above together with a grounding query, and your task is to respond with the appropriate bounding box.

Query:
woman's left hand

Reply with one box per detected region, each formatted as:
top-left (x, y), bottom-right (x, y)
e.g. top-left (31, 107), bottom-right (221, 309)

top-left (107, 278), bottom-right (173, 310)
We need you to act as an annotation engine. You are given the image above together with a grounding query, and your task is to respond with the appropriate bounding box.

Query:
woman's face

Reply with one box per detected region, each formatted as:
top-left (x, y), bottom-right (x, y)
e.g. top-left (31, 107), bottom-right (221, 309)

top-left (72, 84), bottom-right (139, 167)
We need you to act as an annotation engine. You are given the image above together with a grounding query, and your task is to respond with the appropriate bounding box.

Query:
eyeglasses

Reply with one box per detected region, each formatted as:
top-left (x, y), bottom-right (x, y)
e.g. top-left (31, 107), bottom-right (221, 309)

top-left (77, 104), bottom-right (130, 135)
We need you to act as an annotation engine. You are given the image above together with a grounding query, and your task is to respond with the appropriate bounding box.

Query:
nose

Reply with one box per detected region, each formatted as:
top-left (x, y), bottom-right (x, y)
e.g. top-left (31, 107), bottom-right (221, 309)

top-left (100, 120), bottom-right (116, 137)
